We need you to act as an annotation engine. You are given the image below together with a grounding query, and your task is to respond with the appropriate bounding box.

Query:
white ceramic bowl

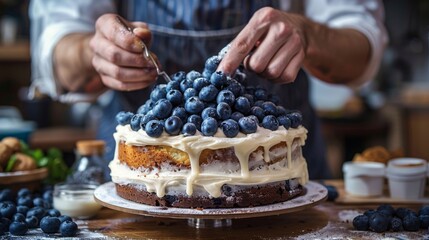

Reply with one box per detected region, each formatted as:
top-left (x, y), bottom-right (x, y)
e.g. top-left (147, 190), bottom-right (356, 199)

top-left (386, 158), bottom-right (427, 199)
top-left (343, 161), bottom-right (385, 197)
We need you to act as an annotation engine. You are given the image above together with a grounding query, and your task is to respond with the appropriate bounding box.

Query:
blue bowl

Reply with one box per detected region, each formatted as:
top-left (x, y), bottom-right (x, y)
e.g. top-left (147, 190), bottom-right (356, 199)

top-left (0, 120), bottom-right (35, 143)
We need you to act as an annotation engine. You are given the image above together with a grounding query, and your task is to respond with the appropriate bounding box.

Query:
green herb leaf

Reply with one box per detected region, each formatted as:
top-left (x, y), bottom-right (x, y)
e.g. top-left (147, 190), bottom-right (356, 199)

top-left (5, 154), bottom-right (17, 172)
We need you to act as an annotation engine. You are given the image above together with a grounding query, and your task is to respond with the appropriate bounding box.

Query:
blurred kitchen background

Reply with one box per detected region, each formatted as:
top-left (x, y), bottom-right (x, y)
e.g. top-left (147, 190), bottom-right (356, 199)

top-left (0, 0), bottom-right (428, 177)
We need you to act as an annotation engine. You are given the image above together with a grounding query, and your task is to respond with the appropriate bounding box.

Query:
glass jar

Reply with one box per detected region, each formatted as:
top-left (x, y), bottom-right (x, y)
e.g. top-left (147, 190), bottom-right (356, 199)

top-left (67, 140), bottom-right (108, 185)
top-left (53, 182), bottom-right (102, 219)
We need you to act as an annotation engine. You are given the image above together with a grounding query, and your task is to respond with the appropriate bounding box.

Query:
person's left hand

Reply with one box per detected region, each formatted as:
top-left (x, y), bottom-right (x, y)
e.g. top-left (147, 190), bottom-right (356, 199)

top-left (218, 7), bottom-right (307, 84)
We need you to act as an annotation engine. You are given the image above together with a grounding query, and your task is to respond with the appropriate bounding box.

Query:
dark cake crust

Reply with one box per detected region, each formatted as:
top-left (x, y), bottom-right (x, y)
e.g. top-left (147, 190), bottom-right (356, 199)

top-left (115, 181), bottom-right (304, 208)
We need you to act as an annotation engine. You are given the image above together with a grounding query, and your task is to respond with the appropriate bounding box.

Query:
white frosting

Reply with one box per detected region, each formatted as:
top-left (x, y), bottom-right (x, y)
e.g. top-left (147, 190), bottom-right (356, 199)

top-left (109, 125), bottom-right (309, 198)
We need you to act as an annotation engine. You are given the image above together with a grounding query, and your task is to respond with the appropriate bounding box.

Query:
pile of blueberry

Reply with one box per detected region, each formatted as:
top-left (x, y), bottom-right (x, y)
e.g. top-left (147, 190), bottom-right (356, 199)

top-left (353, 204), bottom-right (429, 233)
top-left (0, 188), bottom-right (78, 237)
top-left (116, 51), bottom-right (302, 138)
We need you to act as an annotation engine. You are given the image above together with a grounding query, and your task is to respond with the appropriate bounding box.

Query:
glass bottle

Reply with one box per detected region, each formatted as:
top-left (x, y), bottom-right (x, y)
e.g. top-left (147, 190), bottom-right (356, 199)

top-left (67, 140), bottom-right (107, 185)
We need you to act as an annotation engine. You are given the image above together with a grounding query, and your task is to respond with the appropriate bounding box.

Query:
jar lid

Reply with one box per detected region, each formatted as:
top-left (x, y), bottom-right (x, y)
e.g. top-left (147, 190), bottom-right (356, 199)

top-left (76, 140), bottom-right (105, 156)
top-left (342, 161), bottom-right (385, 177)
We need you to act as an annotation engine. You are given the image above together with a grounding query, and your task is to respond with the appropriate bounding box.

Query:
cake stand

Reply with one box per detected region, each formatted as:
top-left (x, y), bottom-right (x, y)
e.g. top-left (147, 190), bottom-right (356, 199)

top-left (94, 181), bottom-right (327, 228)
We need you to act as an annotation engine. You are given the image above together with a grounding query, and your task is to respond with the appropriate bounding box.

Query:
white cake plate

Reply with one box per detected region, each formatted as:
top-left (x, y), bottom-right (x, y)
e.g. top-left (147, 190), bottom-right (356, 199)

top-left (94, 181), bottom-right (327, 228)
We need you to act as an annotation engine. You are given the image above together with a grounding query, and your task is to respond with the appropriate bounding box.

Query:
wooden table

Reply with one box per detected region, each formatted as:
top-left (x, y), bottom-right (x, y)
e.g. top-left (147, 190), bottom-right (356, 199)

top-left (73, 180), bottom-right (428, 240)
top-left (2, 180), bottom-right (427, 239)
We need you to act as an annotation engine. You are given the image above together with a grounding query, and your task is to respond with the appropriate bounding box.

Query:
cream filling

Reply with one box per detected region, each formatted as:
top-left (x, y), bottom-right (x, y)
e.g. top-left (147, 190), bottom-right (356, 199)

top-left (110, 125), bottom-right (309, 198)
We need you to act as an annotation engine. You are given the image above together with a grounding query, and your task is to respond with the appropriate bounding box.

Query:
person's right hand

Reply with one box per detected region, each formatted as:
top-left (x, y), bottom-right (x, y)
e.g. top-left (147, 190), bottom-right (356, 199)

top-left (89, 14), bottom-right (158, 91)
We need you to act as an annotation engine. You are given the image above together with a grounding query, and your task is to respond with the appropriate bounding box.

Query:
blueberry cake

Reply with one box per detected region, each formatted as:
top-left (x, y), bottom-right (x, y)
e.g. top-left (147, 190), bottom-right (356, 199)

top-left (109, 49), bottom-right (309, 208)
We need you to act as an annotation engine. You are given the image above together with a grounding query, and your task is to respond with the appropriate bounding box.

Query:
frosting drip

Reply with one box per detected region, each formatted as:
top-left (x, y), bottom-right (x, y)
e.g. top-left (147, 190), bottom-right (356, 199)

top-left (110, 125), bottom-right (309, 198)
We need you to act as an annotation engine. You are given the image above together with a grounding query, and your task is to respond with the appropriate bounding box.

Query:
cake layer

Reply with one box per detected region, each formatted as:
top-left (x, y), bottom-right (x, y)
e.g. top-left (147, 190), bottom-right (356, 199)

top-left (115, 179), bottom-right (304, 208)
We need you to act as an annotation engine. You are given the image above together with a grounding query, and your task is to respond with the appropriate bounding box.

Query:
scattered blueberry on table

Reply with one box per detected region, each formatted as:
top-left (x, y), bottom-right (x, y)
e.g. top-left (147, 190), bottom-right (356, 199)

top-left (353, 204), bottom-right (429, 233)
top-left (0, 187), bottom-right (79, 237)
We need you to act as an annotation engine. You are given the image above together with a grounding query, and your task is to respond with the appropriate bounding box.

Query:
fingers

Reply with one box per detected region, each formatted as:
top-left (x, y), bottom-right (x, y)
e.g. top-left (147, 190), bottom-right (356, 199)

top-left (271, 49), bottom-right (305, 84)
top-left (217, 21), bottom-right (267, 75)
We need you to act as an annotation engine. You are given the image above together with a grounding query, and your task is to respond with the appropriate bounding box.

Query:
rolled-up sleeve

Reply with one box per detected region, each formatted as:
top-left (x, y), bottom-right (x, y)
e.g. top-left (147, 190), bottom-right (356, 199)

top-left (29, 0), bottom-right (115, 100)
top-left (305, 0), bottom-right (388, 86)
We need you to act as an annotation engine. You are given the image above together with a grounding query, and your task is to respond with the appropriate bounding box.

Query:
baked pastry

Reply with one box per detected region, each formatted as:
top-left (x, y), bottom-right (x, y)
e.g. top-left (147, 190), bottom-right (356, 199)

top-left (109, 53), bottom-right (309, 208)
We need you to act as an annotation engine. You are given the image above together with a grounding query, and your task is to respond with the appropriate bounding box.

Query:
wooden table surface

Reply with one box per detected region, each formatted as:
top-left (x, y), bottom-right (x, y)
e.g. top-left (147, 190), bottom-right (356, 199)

top-left (3, 180), bottom-right (428, 239)
top-left (76, 180), bottom-right (429, 240)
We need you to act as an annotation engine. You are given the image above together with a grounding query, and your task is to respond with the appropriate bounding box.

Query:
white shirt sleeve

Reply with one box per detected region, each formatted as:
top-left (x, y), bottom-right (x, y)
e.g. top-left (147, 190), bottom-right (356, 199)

top-left (305, 0), bottom-right (388, 87)
top-left (29, 0), bottom-right (116, 101)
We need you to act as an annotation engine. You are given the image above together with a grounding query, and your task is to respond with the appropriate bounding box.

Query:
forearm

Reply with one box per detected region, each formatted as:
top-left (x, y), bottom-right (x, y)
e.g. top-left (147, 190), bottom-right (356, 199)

top-left (53, 33), bottom-right (99, 92)
top-left (303, 18), bottom-right (371, 85)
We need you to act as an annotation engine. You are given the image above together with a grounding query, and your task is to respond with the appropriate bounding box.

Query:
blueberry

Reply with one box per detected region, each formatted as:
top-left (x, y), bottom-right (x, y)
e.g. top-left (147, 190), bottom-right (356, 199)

top-left (377, 204), bottom-right (395, 217)
top-left (273, 115), bottom-right (291, 130)
top-left (184, 88), bottom-right (197, 100)
top-left (150, 84), bottom-right (167, 102)
top-left (395, 208), bottom-right (416, 219)
top-left (141, 113), bottom-right (157, 129)
top-left (47, 209), bottom-right (61, 217)
top-left (216, 90), bottom-right (235, 106)
top-left (180, 78), bottom-right (194, 92)
top-left (419, 215), bottom-right (429, 228)
top-left (352, 215), bottom-right (369, 231)
top-left (171, 71), bottom-right (186, 82)
top-left (17, 196), bottom-right (33, 208)
top-left (42, 190), bottom-right (53, 203)
top-left (234, 96), bottom-right (251, 114)
top-left (58, 215), bottom-right (72, 223)
top-left (182, 123), bottom-right (197, 136)
top-left (234, 71), bottom-right (246, 83)
top-left (276, 106), bottom-right (287, 116)
top-left (60, 220), bottom-right (78, 237)
top-left (33, 197), bottom-right (47, 208)
top-left (245, 86), bottom-right (256, 95)
top-left (202, 107), bottom-right (217, 120)
top-left (238, 117), bottom-right (258, 134)
top-left (199, 85), bottom-right (219, 102)
top-left (403, 213), bottom-right (420, 231)
top-left (262, 115), bottom-right (279, 131)
top-left (221, 119), bottom-right (239, 138)
top-left (269, 94), bottom-right (280, 105)
top-left (221, 185), bottom-right (233, 196)
top-left (144, 120), bottom-right (164, 138)
top-left (0, 189), bottom-right (13, 202)
top-left (201, 117), bottom-right (218, 136)
top-left (166, 80), bottom-right (180, 92)
top-left (186, 70), bottom-right (202, 81)
top-left (242, 93), bottom-right (254, 106)
top-left (115, 111), bottom-right (133, 125)
top-left (164, 195), bottom-right (177, 206)
top-left (419, 205), bottom-right (429, 216)
top-left (13, 213), bottom-right (25, 222)
top-left (16, 206), bottom-right (28, 215)
top-left (137, 100), bottom-right (154, 115)
top-left (210, 71), bottom-right (227, 88)
top-left (0, 202), bottom-right (16, 219)
top-left (254, 100), bottom-right (264, 108)
top-left (166, 89), bottom-right (183, 106)
top-left (17, 188), bottom-right (31, 198)
top-left (224, 78), bottom-right (242, 97)
top-left (187, 115), bottom-right (203, 131)
top-left (40, 216), bottom-right (61, 234)
top-left (287, 112), bottom-right (303, 128)
top-left (248, 115), bottom-right (260, 126)
top-left (185, 96), bottom-right (205, 114)
top-left (172, 107), bottom-right (188, 123)
top-left (204, 55), bottom-right (221, 73)
top-left (202, 69), bottom-right (212, 79)
top-left (153, 99), bottom-right (173, 119)
top-left (9, 221), bottom-right (28, 236)
top-left (164, 116), bottom-right (183, 136)
top-left (26, 207), bottom-right (46, 221)
top-left (216, 102), bottom-right (232, 120)
top-left (25, 215), bottom-right (39, 228)
top-left (390, 217), bottom-right (403, 231)
top-left (261, 101), bottom-right (277, 116)
top-left (130, 114), bottom-right (144, 131)
top-left (250, 106), bottom-right (265, 122)
top-left (193, 77), bottom-right (210, 92)
top-left (369, 212), bottom-right (390, 233)
top-left (254, 88), bottom-right (268, 101)
top-left (231, 112), bottom-right (244, 122)
top-left (325, 185), bottom-right (339, 201)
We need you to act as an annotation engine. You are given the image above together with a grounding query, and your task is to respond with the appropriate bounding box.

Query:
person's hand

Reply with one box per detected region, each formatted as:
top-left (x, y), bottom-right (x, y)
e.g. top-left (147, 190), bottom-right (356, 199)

top-left (218, 7), bottom-right (307, 84)
top-left (89, 14), bottom-right (158, 91)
